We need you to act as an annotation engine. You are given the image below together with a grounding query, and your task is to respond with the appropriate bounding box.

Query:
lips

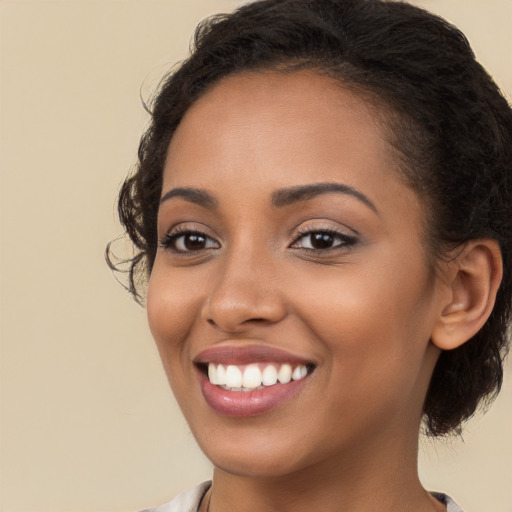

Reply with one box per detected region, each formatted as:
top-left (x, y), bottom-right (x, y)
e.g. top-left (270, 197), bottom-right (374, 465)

top-left (194, 345), bottom-right (315, 417)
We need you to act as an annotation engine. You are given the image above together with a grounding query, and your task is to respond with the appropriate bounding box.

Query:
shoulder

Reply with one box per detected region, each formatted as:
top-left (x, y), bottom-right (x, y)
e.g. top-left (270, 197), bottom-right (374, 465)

top-left (431, 492), bottom-right (465, 512)
top-left (139, 481), bottom-right (211, 512)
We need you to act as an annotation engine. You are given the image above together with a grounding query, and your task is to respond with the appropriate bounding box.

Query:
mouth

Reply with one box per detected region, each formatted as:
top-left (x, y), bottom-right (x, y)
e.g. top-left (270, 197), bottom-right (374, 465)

top-left (197, 361), bottom-right (314, 391)
top-left (194, 345), bottom-right (316, 417)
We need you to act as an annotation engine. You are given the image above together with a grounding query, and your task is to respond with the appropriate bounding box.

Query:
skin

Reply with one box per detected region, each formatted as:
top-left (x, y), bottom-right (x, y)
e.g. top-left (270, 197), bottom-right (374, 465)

top-left (147, 70), bottom-right (450, 512)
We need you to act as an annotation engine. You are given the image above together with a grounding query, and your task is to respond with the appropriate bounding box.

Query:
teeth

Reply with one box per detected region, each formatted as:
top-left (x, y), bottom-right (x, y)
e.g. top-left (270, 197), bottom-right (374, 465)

top-left (242, 364), bottom-right (262, 388)
top-left (208, 364), bottom-right (218, 385)
top-left (277, 364), bottom-right (292, 384)
top-left (225, 365), bottom-right (243, 388)
top-left (292, 366), bottom-right (303, 381)
top-left (207, 362), bottom-right (309, 391)
top-left (217, 364), bottom-right (226, 383)
top-left (262, 365), bottom-right (278, 386)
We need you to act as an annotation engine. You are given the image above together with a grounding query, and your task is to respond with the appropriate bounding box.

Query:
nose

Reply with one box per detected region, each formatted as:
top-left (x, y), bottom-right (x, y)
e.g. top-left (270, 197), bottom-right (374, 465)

top-left (201, 249), bottom-right (287, 333)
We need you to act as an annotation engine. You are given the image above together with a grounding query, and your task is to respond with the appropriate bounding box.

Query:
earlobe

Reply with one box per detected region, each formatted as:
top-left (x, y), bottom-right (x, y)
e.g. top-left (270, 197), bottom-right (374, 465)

top-left (431, 240), bottom-right (503, 351)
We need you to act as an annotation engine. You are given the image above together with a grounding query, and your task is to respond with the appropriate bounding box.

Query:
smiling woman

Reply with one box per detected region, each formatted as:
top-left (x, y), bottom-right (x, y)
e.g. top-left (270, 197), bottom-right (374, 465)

top-left (107, 1), bottom-right (512, 511)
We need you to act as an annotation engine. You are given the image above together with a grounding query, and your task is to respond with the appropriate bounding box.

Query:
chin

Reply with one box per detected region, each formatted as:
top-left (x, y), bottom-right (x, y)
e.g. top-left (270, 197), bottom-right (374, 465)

top-left (208, 451), bottom-right (307, 479)
top-left (191, 422), bottom-right (332, 480)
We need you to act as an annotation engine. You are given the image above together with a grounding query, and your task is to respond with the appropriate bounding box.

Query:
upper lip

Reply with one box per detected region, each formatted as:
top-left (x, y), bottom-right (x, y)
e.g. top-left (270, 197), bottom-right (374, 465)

top-left (194, 344), bottom-right (314, 366)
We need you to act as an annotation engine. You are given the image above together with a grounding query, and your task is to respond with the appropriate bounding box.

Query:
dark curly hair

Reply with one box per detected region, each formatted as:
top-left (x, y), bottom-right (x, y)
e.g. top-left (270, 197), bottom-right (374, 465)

top-left (107, 0), bottom-right (512, 436)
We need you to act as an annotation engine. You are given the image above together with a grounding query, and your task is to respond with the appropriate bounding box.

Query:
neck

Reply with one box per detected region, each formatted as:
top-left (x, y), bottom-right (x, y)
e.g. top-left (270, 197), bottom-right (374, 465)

top-left (205, 427), bottom-right (443, 512)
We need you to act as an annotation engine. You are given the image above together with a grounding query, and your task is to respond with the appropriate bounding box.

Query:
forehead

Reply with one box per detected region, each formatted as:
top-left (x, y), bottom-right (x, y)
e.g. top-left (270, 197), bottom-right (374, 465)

top-left (162, 70), bottom-right (415, 216)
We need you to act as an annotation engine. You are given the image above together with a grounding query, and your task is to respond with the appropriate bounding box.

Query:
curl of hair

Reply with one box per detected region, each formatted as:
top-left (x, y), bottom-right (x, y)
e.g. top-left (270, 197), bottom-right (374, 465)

top-left (107, 0), bottom-right (512, 435)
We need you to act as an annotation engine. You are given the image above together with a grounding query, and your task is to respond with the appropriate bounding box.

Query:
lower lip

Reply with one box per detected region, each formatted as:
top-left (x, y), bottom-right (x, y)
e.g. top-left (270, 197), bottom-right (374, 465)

top-left (198, 372), bottom-right (309, 417)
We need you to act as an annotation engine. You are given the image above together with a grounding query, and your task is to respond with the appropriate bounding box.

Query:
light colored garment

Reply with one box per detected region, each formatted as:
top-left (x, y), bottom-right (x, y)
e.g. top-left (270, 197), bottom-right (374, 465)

top-left (139, 481), bottom-right (210, 512)
top-left (140, 481), bottom-right (465, 512)
top-left (432, 491), bottom-right (465, 512)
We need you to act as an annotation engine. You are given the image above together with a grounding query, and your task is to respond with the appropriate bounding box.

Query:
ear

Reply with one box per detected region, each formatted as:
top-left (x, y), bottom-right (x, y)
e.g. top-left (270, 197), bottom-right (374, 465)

top-left (431, 239), bottom-right (503, 351)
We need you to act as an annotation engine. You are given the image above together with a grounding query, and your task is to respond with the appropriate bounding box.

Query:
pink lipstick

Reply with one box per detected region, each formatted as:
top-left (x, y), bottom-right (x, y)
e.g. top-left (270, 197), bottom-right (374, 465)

top-left (194, 345), bottom-right (314, 417)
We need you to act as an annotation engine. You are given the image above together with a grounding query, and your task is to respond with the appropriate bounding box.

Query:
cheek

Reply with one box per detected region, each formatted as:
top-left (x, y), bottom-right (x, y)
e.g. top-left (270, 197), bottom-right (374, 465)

top-left (292, 252), bottom-right (436, 390)
top-left (146, 261), bottom-right (203, 373)
top-left (301, 291), bottom-right (432, 437)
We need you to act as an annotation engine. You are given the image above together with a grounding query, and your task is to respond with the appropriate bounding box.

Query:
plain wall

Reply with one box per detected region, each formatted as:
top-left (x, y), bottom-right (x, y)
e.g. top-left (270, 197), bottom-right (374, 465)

top-left (0, 1), bottom-right (510, 511)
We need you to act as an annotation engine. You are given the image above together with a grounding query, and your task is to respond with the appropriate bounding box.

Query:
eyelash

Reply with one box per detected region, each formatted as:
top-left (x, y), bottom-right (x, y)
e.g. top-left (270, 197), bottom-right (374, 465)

top-left (290, 226), bottom-right (358, 252)
top-left (160, 228), bottom-right (220, 254)
top-left (159, 226), bottom-right (358, 255)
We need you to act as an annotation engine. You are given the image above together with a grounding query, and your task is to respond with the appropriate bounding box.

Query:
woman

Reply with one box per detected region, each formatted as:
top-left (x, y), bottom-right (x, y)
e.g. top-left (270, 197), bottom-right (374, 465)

top-left (109, 0), bottom-right (512, 510)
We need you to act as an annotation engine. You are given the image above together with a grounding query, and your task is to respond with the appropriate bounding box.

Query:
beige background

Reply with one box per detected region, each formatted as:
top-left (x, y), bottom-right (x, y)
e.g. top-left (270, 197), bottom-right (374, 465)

top-left (0, 0), bottom-right (511, 511)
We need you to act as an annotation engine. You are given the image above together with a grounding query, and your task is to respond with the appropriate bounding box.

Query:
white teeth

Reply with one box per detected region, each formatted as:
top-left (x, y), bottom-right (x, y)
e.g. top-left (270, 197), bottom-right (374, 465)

top-left (208, 364), bottom-right (218, 385)
top-left (225, 365), bottom-right (243, 388)
top-left (277, 363), bottom-right (292, 384)
top-left (262, 365), bottom-right (278, 386)
top-left (292, 366), bottom-right (303, 380)
top-left (217, 364), bottom-right (226, 384)
top-left (242, 364), bottom-right (262, 389)
top-left (207, 362), bottom-right (310, 390)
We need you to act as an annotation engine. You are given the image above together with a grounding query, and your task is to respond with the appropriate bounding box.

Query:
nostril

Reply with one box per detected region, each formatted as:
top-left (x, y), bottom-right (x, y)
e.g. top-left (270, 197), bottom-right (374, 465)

top-left (207, 316), bottom-right (268, 330)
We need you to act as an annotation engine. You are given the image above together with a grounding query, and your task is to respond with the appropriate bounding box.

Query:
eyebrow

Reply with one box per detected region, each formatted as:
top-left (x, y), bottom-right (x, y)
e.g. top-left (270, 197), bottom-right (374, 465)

top-left (160, 187), bottom-right (218, 208)
top-left (271, 182), bottom-right (378, 213)
top-left (159, 182), bottom-right (378, 214)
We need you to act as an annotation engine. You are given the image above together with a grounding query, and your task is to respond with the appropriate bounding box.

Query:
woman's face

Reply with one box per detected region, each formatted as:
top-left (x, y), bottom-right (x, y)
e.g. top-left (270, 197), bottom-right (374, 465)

top-left (147, 71), bottom-right (444, 477)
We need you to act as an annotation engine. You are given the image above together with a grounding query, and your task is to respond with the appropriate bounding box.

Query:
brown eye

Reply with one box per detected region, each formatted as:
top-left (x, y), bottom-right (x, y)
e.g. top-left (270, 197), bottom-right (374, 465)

top-left (161, 231), bottom-right (220, 252)
top-left (182, 233), bottom-right (207, 250)
top-left (309, 232), bottom-right (337, 249)
top-left (292, 230), bottom-right (357, 251)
